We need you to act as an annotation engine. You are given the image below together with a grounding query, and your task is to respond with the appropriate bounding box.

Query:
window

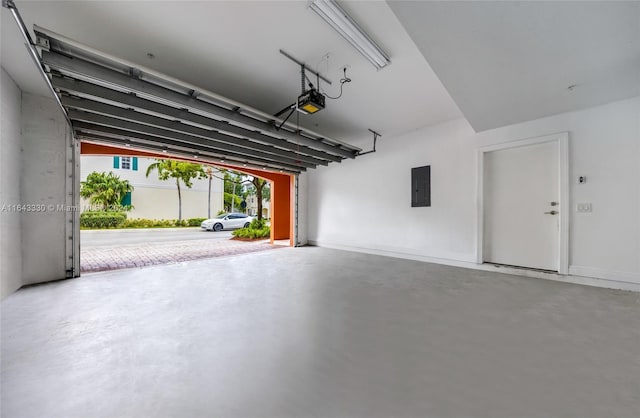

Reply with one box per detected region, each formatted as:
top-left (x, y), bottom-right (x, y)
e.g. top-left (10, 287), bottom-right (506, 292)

top-left (113, 156), bottom-right (138, 170)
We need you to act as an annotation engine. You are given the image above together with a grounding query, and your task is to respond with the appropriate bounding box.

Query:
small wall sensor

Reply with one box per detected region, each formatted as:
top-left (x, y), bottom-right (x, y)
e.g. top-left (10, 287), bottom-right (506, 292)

top-left (578, 176), bottom-right (587, 184)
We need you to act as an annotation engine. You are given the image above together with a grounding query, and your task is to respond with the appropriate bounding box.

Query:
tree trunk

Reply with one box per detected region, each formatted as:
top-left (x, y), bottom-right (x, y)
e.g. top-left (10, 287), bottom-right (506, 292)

top-left (207, 173), bottom-right (212, 219)
top-left (256, 182), bottom-right (263, 221)
top-left (176, 178), bottom-right (182, 221)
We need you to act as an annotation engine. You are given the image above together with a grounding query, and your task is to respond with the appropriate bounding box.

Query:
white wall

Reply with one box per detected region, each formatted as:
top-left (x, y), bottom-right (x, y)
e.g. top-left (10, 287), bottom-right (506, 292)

top-left (477, 97), bottom-right (640, 282)
top-left (308, 96), bottom-right (640, 284)
top-left (128, 188), bottom-right (218, 220)
top-left (309, 119), bottom-right (477, 262)
top-left (20, 93), bottom-right (71, 285)
top-left (0, 68), bottom-right (23, 298)
top-left (296, 172), bottom-right (309, 246)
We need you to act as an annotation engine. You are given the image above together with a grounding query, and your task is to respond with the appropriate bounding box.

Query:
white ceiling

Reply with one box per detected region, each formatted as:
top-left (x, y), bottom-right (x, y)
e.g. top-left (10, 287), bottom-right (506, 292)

top-left (4, 1), bottom-right (637, 139)
top-left (1, 5), bottom-right (51, 95)
top-left (1, 0), bottom-right (461, 145)
top-left (388, 1), bottom-right (640, 132)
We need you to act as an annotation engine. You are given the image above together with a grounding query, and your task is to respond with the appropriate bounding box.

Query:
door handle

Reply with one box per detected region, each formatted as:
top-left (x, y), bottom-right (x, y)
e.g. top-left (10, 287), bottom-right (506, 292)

top-left (544, 210), bottom-right (558, 215)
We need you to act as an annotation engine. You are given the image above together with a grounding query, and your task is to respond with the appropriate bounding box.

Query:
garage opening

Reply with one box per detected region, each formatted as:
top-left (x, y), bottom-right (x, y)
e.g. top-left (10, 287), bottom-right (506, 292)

top-left (79, 147), bottom-right (296, 272)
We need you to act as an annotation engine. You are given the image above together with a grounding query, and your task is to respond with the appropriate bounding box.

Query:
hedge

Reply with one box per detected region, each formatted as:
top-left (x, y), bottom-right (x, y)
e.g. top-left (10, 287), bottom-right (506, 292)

top-left (81, 214), bottom-right (209, 229)
top-left (80, 211), bottom-right (127, 228)
top-left (121, 218), bottom-right (175, 228)
top-left (187, 218), bottom-right (207, 227)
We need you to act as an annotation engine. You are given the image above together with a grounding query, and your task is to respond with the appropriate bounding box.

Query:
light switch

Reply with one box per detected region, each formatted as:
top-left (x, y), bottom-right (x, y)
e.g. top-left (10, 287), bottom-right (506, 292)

top-left (577, 203), bottom-right (592, 213)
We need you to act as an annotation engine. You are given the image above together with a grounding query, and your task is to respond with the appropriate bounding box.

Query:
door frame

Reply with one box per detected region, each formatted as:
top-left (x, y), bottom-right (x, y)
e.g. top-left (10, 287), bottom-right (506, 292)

top-left (476, 132), bottom-right (569, 274)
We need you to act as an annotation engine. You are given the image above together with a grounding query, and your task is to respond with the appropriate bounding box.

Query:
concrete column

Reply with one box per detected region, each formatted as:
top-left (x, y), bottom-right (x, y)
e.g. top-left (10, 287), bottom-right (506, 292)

top-left (20, 93), bottom-right (71, 285)
top-left (1, 68), bottom-right (23, 298)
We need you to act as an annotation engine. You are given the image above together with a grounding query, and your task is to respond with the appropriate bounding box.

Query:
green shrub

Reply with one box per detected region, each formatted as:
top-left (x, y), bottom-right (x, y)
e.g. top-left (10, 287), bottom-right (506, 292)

top-left (80, 211), bottom-right (127, 229)
top-left (232, 218), bottom-right (270, 239)
top-left (187, 218), bottom-right (207, 227)
top-left (232, 226), bottom-right (270, 239)
top-left (249, 218), bottom-right (267, 229)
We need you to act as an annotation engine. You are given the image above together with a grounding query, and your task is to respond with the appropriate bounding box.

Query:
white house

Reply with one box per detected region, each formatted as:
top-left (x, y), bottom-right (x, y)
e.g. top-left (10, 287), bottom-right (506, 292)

top-left (246, 193), bottom-right (269, 219)
top-left (80, 155), bottom-right (224, 220)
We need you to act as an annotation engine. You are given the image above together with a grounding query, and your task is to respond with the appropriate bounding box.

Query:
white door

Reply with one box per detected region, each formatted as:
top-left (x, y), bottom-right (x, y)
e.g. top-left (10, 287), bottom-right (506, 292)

top-left (483, 141), bottom-right (559, 271)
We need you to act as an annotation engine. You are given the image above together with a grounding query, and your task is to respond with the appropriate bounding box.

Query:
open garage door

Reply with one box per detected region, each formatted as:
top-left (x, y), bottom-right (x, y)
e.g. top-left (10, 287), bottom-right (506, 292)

top-left (35, 26), bottom-right (360, 174)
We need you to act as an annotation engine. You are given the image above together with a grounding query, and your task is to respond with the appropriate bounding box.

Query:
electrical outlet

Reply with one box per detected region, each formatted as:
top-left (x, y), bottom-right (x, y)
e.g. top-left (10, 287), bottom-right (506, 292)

top-left (577, 203), bottom-right (592, 213)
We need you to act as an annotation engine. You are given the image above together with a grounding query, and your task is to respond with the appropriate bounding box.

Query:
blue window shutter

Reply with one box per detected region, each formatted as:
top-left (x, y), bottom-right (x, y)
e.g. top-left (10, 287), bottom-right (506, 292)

top-left (113, 156), bottom-right (120, 169)
top-left (132, 157), bottom-right (138, 171)
top-left (121, 192), bottom-right (132, 206)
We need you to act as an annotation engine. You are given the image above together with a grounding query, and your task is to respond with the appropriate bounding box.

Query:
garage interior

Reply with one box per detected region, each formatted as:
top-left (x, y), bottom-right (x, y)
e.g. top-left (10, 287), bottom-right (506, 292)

top-left (1, 1), bottom-right (639, 417)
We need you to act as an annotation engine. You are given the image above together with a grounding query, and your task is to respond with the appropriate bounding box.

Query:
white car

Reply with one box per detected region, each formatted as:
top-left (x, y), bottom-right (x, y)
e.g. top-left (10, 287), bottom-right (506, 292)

top-left (201, 213), bottom-right (254, 232)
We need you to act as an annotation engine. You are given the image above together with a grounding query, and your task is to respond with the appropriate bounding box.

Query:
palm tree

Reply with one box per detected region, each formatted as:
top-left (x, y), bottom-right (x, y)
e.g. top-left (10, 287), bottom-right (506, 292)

top-left (80, 171), bottom-right (133, 211)
top-left (146, 159), bottom-right (205, 221)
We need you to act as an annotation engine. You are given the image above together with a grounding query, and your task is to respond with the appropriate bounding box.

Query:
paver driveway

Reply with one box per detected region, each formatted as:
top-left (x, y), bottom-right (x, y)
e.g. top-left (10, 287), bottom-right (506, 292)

top-left (81, 228), bottom-right (282, 272)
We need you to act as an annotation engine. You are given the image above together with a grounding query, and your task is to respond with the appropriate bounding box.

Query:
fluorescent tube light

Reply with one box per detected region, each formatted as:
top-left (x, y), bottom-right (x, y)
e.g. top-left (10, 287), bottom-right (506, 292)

top-left (309, 0), bottom-right (390, 70)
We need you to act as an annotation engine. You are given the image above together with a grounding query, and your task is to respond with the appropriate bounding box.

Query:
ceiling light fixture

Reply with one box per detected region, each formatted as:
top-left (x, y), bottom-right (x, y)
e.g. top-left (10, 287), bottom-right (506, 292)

top-left (309, 0), bottom-right (390, 70)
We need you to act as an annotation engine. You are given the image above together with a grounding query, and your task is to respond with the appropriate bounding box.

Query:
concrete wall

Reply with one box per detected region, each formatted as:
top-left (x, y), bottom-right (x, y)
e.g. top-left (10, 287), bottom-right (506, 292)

top-left (308, 96), bottom-right (640, 285)
top-left (128, 188), bottom-right (219, 220)
top-left (1, 68), bottom-right (23, 298)
top-left (80, 156), bottom-right (224, 219)
top-left (20, 93), bottom-right (71, 285)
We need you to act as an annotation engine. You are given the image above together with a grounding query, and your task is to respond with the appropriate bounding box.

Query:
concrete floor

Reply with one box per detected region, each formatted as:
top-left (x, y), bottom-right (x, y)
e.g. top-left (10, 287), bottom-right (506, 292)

top-left (2, 247), bottom-right (639, 418)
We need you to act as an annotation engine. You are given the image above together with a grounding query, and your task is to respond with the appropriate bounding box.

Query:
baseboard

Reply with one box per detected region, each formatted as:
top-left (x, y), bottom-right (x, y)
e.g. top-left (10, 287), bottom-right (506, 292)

top-left (479, 264), bottom-right (640, 292)
top-left (569, 266), bottom-right (640, 284)
top-left (308, 240), bottom-right (479, 269)
top-left (308, 240), bottom-right (640, 292)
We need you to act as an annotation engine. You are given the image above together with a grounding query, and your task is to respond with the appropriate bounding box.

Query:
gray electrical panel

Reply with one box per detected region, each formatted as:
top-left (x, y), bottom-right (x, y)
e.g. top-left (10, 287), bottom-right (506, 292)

top-left (411, 165), bottom-right (431, 207)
